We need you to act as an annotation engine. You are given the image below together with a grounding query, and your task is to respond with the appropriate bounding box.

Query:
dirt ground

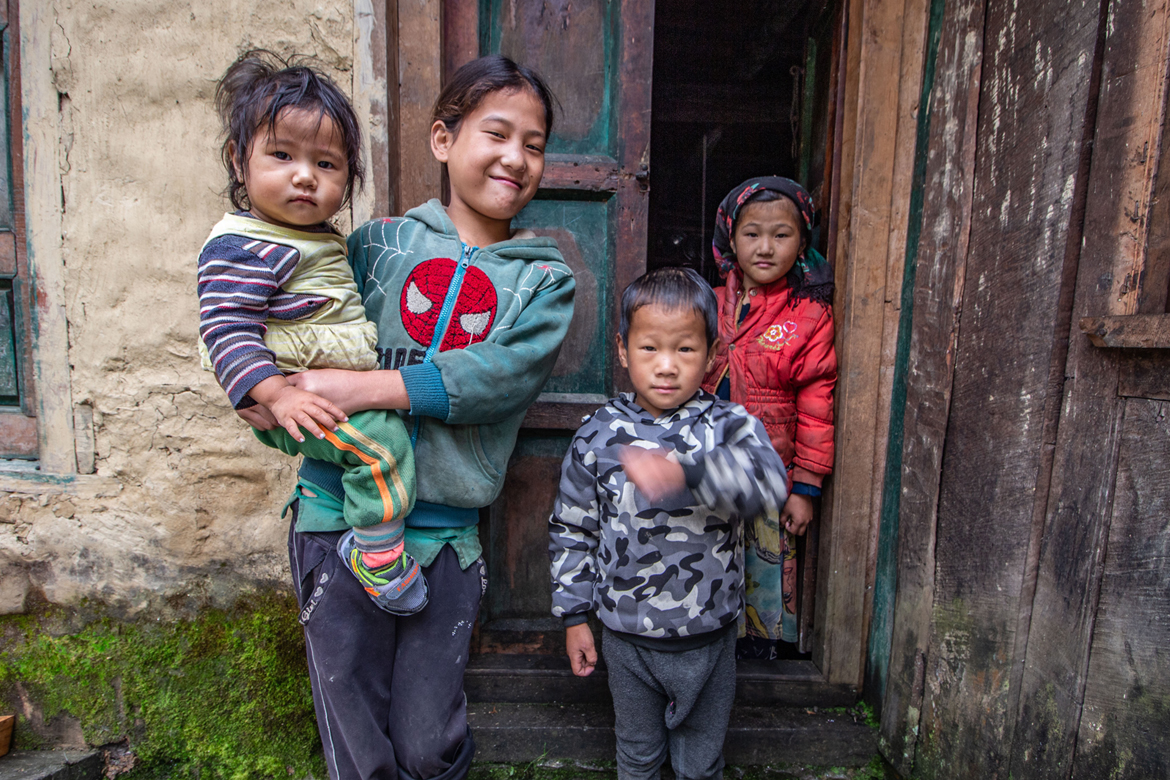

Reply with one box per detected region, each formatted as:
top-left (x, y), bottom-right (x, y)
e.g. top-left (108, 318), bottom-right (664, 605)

top-left (467, 757), bottom-right (898, 780)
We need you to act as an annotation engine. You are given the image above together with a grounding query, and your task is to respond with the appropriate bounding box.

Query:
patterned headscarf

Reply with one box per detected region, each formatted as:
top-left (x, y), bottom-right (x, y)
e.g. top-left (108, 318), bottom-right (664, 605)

top-left (712, 176), bottom-right (834, 306)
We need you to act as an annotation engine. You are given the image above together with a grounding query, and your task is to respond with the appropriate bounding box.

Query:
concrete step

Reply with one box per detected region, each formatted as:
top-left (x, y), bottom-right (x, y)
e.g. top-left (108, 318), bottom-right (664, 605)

top-left (465, 655), bottom-right (858, 707)
top-left (0, 751), bottom-right (101, 780)
top-left (467, 703), bottom-right (878, 767)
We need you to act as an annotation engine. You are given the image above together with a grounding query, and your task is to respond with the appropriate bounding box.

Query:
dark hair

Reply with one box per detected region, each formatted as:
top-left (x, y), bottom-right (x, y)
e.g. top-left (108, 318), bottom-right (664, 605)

top-left (620, 267), bottom-right (719, 347)
top-left (431, 55), bottom-right (557, 138)
top-left (735, 189), bottom-right (811, 294)
top-left (216, 49), bottom-right (365, 212)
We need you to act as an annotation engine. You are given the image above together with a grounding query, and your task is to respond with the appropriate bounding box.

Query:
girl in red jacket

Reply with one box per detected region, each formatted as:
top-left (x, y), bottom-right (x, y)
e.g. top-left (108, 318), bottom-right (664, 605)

top-left (701, 176), bottom-right (837, 659)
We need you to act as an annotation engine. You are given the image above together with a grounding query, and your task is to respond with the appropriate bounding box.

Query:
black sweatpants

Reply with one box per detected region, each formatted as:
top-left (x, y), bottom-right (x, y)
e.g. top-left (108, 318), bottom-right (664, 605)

top-left (602, 626), bottom-right (737, 780)
top-left (289, 512), bottom-right (484, 780)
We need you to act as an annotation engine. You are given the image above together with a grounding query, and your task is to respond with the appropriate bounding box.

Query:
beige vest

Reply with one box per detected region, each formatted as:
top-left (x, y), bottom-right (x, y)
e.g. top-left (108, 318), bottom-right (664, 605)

top-left (200, 214), bottom-right (378, 373)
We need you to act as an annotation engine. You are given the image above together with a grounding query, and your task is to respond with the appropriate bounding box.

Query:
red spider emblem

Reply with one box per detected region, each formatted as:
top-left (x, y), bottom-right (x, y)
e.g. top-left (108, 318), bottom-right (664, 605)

top-left (401, 258), bottom-right (498, 350)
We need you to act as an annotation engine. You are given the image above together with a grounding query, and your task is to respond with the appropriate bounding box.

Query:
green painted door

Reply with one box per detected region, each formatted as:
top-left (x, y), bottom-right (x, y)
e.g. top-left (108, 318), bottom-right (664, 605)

top-left (465, 0), bottom-right (655, 651)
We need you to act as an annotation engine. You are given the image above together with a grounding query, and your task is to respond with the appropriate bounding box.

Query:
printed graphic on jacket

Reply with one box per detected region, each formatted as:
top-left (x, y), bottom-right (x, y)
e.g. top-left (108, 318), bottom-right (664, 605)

top-left (548, 392), bottom-right (789, 639)
top-left (758, 320), bottom-right (799, 350)
top-left (401, 258), bottom-right (498, 350)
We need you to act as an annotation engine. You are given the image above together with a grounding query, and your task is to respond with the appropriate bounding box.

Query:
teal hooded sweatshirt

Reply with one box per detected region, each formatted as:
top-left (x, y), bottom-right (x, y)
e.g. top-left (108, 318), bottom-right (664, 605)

top-left (296, 200), bottom-right (575, 536)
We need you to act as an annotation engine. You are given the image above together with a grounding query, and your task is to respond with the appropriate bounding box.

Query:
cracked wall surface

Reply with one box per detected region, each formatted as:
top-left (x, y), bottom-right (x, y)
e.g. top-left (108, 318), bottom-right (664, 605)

top-left (1, 0), bottom-right (357, 615)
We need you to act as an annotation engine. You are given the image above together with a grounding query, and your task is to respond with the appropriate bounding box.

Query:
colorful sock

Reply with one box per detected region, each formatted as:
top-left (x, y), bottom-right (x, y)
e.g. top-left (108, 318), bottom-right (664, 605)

top-left (361, 542), bottom-right (405, 570)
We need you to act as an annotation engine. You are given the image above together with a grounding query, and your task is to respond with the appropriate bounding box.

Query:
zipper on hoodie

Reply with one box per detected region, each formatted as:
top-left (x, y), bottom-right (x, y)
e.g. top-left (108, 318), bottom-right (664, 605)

top-left (411, 243), bottom-right (476, 447)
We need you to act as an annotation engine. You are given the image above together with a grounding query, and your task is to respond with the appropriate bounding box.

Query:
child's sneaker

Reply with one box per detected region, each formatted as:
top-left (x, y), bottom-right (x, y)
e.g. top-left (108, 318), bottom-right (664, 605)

top-left (337, 530), bottom-right (429, 615)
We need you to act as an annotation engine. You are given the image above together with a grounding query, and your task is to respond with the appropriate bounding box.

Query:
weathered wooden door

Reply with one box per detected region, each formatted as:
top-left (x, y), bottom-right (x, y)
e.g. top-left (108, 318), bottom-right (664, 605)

top-left (443, 0), bottom-right (655, 653)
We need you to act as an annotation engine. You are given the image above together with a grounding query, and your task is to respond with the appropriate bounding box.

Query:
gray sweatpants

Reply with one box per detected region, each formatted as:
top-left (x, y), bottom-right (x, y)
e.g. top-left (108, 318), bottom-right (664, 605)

top-left (602, 626), bottom-right (737, 780)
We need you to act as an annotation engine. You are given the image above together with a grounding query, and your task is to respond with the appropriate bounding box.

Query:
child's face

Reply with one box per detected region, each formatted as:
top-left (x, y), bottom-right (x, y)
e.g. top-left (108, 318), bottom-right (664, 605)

top-left (730, 198), bottom-right (806, 291)
top-left (235, 108), bottom-right (349, 229)
top-left (617, 303), bottom-right (715, 419)
top-left (430, 88), bottom-right (547, 234)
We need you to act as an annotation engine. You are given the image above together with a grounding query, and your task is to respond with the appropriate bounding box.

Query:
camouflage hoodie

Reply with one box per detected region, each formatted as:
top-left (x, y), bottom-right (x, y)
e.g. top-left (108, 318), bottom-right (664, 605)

top-left (548, 391), bottom-right (789, 638)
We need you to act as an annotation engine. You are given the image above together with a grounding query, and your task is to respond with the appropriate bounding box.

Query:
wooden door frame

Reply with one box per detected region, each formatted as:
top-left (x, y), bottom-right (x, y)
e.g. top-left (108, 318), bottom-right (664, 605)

top-left (350, 0), bottom-right (933, 695)
top-left (812, 0), bottom-right (932, 690)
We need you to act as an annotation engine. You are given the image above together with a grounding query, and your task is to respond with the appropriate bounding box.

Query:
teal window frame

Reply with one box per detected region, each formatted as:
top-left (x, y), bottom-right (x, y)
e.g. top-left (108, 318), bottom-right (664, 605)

top-left (0, 0), bottom-right (37, 459)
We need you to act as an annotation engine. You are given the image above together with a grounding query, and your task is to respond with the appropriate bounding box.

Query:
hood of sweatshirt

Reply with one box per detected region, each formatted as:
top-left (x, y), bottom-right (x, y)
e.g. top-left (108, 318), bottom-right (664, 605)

top-left (403, 199), bottom-right (568, 265)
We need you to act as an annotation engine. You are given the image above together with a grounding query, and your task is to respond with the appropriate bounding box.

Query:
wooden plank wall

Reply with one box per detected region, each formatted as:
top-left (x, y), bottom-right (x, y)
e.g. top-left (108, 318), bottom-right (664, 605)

top-left (917, 0), bottom-right (1103, 773)
top-left (876, 0), bottom-right (984, 768)
top-left (1011, 0), bottom-right (1170, 776)
top-left (878, 0), bottom-right (1170, 774)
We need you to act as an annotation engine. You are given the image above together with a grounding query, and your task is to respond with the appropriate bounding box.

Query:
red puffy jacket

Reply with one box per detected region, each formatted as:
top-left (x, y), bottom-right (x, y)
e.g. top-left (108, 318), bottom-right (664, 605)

top-left (702, 273), bottom-right (837, 488)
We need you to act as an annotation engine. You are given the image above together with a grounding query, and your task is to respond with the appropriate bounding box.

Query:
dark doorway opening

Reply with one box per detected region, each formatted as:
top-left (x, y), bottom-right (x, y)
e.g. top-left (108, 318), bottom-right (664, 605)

top-left (647, 0), bottom-right (832, 285)
top-left (647, 0), bottom-right (841, 665)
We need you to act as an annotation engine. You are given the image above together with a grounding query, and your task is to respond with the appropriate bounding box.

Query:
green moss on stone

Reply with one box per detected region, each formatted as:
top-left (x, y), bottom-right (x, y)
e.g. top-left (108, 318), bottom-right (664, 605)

top-left (0, 593), bottom-right (325, 780)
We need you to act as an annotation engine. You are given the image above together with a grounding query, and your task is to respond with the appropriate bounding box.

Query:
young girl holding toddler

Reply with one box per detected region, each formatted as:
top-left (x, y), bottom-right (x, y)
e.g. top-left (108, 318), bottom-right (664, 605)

top-left (250, 55), bottom-right (574, 780)
top-left (701, 176), bottom-right (837, 660)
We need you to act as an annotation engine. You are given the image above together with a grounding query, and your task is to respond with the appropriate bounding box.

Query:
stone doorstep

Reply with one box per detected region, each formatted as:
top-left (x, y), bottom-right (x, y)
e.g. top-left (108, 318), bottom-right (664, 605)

top-left (468, 703), bottom-right (878, 768)
top-left (0, 751), bottom-right (102, 780)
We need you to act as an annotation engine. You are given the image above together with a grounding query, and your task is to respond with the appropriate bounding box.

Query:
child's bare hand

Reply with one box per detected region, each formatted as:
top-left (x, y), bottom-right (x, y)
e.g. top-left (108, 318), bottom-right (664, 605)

top-left (781, 493), bottom-right (814, 536)
top-left (248, 376), bottom-right (347, 443)
top-left (236, 404), bottom-right (278, 431)
top-left (565, 622), bottom-right (597, 677)
top-left (620, 446), bottom-right (685, 502)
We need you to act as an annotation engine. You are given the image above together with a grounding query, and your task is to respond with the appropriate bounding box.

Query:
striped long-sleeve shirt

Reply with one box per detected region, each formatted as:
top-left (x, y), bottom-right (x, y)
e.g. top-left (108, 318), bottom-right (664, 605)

top-left (197, 225), bottom-right (334, 408)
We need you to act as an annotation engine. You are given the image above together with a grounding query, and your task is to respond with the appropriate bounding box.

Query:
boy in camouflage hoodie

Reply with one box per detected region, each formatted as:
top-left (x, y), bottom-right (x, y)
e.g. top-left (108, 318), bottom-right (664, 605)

top-left (548, 268), bottom-right (789, 780)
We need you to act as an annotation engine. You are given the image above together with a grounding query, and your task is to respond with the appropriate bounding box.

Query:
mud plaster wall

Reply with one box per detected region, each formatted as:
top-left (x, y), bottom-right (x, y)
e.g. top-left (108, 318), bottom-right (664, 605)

top-left (0, 0), bottom-right (360, 614)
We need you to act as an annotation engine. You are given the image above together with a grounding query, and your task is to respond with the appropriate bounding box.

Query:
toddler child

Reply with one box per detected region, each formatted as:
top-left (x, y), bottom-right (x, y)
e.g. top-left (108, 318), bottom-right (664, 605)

top-left (702, 176), bottom-right (837, 658)
top-left (549, 267), bottom-right (789, 780)
top-left (197, 51), bottom-right (424, 614)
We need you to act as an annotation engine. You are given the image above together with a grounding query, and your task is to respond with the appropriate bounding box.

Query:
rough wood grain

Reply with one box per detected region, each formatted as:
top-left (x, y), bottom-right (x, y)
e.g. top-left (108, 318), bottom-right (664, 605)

top-left (397, 0), bottom-right (442, 211)
top-left (538, 155), bottom-right (622, 192)
top-left (610, 0), bottom-right (654, 395)
top-left (1070, 399), bottom-right (1170, 780)
top-left (1008, 1), bottom-right (1167, 776)
top-left (1100, 0), bottom-right (1170, 315)
top-left (812, 0), bottom-right (860, 680)
top-left (442, 0), bottom-right (478, 80)
top-left (876, 0), bottom-right (984, 770)
top-left (1079, 313), bottom-right (1170, 348)
top-left (864, 0), bottom-right (931, 706)
top-left (919, 0), bottom-right (1103, 775)
top-left (1139, 83), bottom-right (1170, 315)
top-left (352, 0), bottom-right (394, 223)
top-left (1118, 351), bottom-right (1170, 399)
top-left (19, 1), bottom-right (74, 472)
top-left (819, 0), bottom-right (921, 691)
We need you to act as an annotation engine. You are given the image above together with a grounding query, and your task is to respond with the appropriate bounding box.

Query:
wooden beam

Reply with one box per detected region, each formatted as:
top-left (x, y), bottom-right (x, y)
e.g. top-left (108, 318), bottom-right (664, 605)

top-left (1099, 0), bottom-right (1170, 314)
top-left (1079, 313), bottom-right (1170, 348)
top-left (443, 0), bottom-right (479, 80)
top-left (19, 0), bottom-right (75, 474)
top-left (539, 155), bottom-right (622, 192)
top-left (876, 0), bottom-right (984, 771)
top-left (863, 0), bottom-right (931, 709)
top-left (352, 0), bottom-right (394, 224)
top-left (812, 0), bottom-right (859, 684)
top-left (819, 0), bottom-right (925, 693)
top-left (397, 0), bottom-right (442, 211)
